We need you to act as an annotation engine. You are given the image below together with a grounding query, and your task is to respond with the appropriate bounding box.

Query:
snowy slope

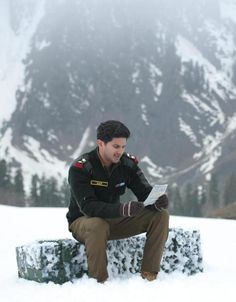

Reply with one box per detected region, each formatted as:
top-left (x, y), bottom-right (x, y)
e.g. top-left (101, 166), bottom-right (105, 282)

top-left (0, 205), bottom-right (235, 302)
top-left (0, 0), bottom-right (45, 128)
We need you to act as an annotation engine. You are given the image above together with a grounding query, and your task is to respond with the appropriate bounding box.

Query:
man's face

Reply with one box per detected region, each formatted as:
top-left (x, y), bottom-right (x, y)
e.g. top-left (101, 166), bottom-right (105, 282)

top-left (97, 137), bottom-right (127, 167)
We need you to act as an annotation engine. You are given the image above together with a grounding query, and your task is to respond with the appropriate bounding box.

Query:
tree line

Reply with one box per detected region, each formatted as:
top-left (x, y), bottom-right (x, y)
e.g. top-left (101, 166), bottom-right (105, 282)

top-left (0, 158), bottom-right (236, 216)
top-left (0, 159), bottom-right (69, 207)
top-left (167, 173), bottom-right (236, 217)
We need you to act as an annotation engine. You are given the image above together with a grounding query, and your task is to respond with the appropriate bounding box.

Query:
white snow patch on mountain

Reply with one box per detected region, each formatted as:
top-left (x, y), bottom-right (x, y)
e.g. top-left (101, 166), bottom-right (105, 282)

top-left (0, 129), bottom-right (67, 192)
top-left (205, 21), bottom-right (235, 80)
top-left (200, 146), bottom-right (222, 174)
top-left (198, 132), bottom-right (223, 175)
top-left (0, 0), bottom-right (45, 128)
top-left (149, 62), bottom-right (163, 101)
top-left (47, 129), bottom-right (59, 143)
top-left (182, 93), bottom-right (203, 114)
top-left (226, 113), bottom-right (236, 134)
top-left (176, 35), bottom-right (236, 99)
top-left (179, 117), bottom-right (200, 147)
top-left (71, 127), bottom-right (91, 159)
top-left (182, 92), bottom-right (225, 126)
top-left (36, 39), bottom-right (51, 51)
top-left (140, 104), bottom-right (149, 126)
top-left (141, 156), bottom-right (166, 178)
top-left (132, 63), bottom-right (140, 84)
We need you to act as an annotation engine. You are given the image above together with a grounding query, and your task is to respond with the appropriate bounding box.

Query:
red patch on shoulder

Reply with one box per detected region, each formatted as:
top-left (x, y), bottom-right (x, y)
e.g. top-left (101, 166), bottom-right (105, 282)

top-left (130, 155), bottom-right (139, 164)
top-left (74, 162), bottom-right (84, 169)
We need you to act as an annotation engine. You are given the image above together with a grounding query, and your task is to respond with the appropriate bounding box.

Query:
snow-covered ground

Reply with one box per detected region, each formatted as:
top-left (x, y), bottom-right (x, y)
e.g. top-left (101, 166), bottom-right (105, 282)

top-left (0, 205), bottom-right (235, 302)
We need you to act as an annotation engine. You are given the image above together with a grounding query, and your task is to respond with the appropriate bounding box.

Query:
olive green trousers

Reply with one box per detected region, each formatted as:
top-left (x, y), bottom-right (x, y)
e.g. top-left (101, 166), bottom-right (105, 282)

top-left (70, 208), bottom-right (169, 282)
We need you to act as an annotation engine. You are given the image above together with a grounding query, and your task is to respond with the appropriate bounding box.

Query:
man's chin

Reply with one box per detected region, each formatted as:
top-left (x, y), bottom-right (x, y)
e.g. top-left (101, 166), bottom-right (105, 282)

top-left (113, 157), bottom-right (120, 163)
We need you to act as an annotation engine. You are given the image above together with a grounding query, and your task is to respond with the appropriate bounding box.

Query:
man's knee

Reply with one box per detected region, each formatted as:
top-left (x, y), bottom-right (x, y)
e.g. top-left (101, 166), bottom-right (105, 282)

top-left (70, 217), bottom-right (110, 242)
top-left (84, 217), bottom-right (110, 238)
top-left (159, 208), bottom-right (169, 220)
top-left (152, 208), bottom-right (169, 226)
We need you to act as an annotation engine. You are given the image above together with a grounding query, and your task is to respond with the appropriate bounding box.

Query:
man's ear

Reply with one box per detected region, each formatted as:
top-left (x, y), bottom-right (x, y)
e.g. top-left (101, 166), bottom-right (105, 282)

top-left (97, 139), bottom-right (104, 148)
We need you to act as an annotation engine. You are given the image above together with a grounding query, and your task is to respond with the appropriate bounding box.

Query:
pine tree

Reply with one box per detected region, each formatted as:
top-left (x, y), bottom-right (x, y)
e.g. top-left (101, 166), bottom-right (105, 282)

top-left (182, 183), bottom-right (203, 217)
top-left (0, 159), bottom-right (11, 189)
top-left (183, 61), bottom-right (195, 93)
top-left (47, 177), bottom-right (59, 207)
top-left (208, 174), bottom-right (220, 211)
top-left (167, 185), bottom-right (174, 213)
top-left (37, 176), bottom-right (60, 207)
top-left (223, 173), bottom-right (236, 206)
top-left (172, 185), bottom-right (184, 216)
top-left (14, 168), bottom-right (24, 193)
top-left (30, 174), bottom-right (40, 206)
top-left (183, 183), bottom-right (193, 216)
top-left (199, 186), bottom-right (207, 216)
top-left (60, 178), bottom-right (70, 207)
top-left (12, 167), bottom-right (25, 207)
top-left (191, 187), bottom-right (202, 217)
top-left (38, 175), bottom-right (48, 206)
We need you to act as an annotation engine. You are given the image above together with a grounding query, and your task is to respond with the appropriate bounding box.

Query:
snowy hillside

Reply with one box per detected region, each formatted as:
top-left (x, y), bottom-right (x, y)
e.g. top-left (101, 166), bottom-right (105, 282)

top-left (0, 0), bottom-right (45, 126)
top-left (1, 0), bottom-right (236, 190)
top-left (0, 205), bottom-right (235, 302)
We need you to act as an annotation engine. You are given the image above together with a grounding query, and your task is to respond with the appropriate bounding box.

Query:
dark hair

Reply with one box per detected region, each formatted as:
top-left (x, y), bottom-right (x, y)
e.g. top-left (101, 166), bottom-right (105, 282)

top-left (97, 120), bottom-right (130, 143)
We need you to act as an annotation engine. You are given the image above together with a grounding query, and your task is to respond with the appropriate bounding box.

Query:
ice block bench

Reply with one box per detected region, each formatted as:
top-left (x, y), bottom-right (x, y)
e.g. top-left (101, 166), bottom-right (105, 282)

top-left (16, 227), bottom-right (203, 284)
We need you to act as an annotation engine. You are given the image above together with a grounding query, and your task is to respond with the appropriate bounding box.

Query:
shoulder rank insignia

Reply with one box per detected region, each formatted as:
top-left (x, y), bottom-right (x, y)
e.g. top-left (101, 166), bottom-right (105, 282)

top-left (74, 158), bottom-right (87, 169)
top-left (126, 153), bottom-right (139, 164)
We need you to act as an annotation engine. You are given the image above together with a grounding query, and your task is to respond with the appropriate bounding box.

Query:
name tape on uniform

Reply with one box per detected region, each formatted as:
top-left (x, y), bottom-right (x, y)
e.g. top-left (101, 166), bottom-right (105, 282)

top-left (90, 180), bottom-right (108, 187)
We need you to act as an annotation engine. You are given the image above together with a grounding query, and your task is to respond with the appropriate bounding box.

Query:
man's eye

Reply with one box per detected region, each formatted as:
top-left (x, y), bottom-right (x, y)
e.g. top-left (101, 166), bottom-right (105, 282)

top-left (113, 145), bottom-right (126, 149)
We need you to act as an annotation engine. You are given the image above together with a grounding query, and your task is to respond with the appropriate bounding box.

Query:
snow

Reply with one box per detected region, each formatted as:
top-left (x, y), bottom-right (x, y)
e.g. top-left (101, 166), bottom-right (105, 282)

top-left (205, 20), bottom-right (235, 81)
top-left (0, 0), bottom-right (45, 128)
top-left (178, 117), bottom-right (200, 147)
top-left (70, 127), bottom-right (91, 159)
top-left (0, 129), bottom-right (68, 192)
top-left (149, 63), bottom-right (163, 101)
top-left (140, 104), bottom-right (149, 126)
top-left (1, 205), bottom-right (235, 302)
top-left (176, 34), bottom-right (236, 99)
top-left (35, 39), bottom-right (51, 51)
top-left (226, 113), bottom-right (236, 133)
top-left (141, 156), bottom-right (164, 178)
top-left (132, 63), bottom-right (140, 84)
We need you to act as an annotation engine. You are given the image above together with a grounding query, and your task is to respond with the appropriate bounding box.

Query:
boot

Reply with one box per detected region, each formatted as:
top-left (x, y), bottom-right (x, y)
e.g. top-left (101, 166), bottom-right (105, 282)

top-left (141, 271), bottom-right (158, 281)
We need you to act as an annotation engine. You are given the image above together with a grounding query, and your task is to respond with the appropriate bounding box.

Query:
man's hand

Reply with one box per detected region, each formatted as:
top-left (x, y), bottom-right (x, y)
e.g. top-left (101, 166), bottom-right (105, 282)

top-left (120, 201), bottom-right (144, 217)
top-left (154, 194), bottom-right (169, 210)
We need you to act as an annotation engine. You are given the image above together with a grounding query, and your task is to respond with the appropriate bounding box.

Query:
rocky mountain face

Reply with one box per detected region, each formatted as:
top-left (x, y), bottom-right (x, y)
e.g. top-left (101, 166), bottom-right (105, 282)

top-left (1, 0), bottom-right (236, 190)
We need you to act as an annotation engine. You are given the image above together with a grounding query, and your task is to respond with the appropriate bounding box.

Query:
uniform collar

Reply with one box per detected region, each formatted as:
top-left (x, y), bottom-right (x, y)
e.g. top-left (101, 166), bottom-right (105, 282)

top-left (95, 148), bottom-right (121, 175)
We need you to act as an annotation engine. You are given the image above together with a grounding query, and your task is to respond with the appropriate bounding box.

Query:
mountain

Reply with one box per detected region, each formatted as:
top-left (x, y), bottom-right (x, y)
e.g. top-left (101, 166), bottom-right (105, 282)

top-left (1, 0), bottom-right (236, 191)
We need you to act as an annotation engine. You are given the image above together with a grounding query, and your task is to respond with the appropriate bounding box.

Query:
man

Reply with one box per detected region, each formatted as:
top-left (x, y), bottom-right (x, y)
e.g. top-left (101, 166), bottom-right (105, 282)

top-left (66, 120), bottom-right (169, 283)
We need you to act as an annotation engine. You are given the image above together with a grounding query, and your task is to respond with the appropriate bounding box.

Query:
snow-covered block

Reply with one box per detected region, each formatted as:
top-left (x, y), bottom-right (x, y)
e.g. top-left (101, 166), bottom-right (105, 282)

top-left (162, 228), bottom-right (203, 275)
top-left (16, 228), bottom-right (203, 284)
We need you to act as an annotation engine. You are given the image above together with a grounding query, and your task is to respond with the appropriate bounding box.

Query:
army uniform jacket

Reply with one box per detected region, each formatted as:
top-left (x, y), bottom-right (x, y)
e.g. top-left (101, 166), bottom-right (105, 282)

top-left (66, 148), bottom-right (152, 226)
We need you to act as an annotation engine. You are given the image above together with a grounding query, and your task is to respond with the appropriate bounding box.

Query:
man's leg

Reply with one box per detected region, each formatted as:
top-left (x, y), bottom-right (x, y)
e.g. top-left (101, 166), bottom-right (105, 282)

top-left (70, 217), bottom-right (110, 282)
top-left (141, 209), bottom-right (169, 273)
top-left (105, 208), bottom-right (169, 275)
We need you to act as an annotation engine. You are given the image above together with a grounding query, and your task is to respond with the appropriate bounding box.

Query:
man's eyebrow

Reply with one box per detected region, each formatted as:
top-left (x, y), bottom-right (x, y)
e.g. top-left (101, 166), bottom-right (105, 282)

top-left (112, 144), bottom-right (126, 147)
